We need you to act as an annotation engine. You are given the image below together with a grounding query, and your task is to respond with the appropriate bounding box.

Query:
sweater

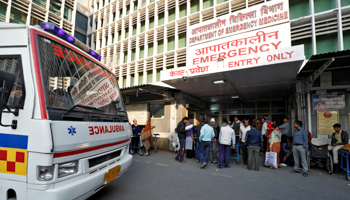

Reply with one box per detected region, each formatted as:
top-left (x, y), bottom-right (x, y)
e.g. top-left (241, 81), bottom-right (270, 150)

top-left (219, 124), bottom-right (235, 146)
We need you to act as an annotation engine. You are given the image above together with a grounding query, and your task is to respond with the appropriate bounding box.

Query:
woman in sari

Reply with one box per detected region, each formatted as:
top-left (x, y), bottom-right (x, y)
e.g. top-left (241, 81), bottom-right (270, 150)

top-left (269, 124), bottom-right (281, 169)
top-left (139, 121), bottom-right (152, 156)
top-left (266, 122), bottom-right (275, 152)
top-left (185, 122), bottom-right (195, 159)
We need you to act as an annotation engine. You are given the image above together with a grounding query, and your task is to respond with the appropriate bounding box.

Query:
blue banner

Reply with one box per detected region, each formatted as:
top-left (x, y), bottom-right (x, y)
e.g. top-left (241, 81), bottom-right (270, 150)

top-left (312, 92), bottom-right (345, 110)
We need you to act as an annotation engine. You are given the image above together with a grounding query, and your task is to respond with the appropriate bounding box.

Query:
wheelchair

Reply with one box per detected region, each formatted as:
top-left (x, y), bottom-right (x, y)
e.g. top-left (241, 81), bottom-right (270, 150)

top-left (307, 143), bottom-right (333, 174)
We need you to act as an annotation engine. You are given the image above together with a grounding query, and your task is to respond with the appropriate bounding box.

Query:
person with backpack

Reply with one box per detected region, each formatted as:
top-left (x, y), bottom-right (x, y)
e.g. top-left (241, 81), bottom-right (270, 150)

top-left (329, 123), bottom-right (349, 169)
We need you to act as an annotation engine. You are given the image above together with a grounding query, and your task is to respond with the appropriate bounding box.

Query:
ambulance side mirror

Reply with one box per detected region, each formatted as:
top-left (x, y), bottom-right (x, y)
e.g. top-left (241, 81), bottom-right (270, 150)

top-left (0, 70), bottom-right (18, 129)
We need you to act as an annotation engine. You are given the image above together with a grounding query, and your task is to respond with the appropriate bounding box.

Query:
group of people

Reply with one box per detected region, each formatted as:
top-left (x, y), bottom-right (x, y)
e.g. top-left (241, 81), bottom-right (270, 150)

top-left (170, 115), bottom-right (349, 177)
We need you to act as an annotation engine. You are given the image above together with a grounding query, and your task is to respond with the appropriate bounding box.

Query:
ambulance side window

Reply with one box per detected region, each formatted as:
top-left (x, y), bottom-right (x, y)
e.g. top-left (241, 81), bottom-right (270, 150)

top-left (0, 56), bottom-right (25, 108)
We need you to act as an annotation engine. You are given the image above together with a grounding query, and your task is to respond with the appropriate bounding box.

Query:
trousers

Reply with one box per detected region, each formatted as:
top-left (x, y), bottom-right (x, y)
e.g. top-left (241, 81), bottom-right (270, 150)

top-left (218, 144), bottom-right (231, 167)
top-left (293, 145), bottom-right (308, 173)
top-left (247, 145), bottom-right (260, 170)
top-left (328, 145), bottom-right (344, 164)
top-left (210, 140), bottom-right (218, 162)
top-left (175, 139), bottom-right (186, 162)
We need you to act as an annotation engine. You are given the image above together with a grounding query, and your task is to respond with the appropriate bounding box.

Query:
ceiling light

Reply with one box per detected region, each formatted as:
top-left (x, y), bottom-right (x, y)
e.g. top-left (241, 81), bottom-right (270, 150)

top-left (231, 96), bottom-right (239, 99)
top-left (213, 80), bottom-right (226, 84)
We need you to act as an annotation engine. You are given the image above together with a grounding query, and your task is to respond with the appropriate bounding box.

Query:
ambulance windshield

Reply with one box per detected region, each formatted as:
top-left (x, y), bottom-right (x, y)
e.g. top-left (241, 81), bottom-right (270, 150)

top-left (37, 36), bottom-right (126, 119)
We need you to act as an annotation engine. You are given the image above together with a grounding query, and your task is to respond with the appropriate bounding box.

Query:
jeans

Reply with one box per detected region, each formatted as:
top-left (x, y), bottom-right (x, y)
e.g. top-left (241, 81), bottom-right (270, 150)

top-left (210, 140), bottom-right (218, 162)
top-left (293, 145), bottom-right (308, 173)
top-left (195, 140), bottom-right (201, 160)
top-left (241, 142), bottom-right (248, 164)
top-left (200, 141), bottom-right (211, 163)
top-left (280, 143), bottom-right (288, 164)
top-left (247, 145), bottom-right (260, 170)
top-left (219, 144), bottom-right (231, 167)
top-left (175, 139), bottom-right (186, 162)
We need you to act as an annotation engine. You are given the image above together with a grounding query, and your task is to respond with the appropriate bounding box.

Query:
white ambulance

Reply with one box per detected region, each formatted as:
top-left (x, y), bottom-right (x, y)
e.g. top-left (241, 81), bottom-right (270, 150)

top-left (0, 22), bottom-right (132, 200)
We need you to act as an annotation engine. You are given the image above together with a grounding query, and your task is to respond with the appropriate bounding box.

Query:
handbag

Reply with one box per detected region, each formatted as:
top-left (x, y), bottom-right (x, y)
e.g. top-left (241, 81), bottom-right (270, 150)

top-left (342, 144), bottom-right (350, 151)
top-left (265, 152), bottom-right (277, 168)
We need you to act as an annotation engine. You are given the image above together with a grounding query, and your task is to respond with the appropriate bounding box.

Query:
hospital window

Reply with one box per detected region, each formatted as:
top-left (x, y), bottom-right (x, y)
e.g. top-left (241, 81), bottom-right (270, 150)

top-left (149, 17), bottom-right (154, 29)
top-left (314, 0), bottom-right (336, 14)
top-left (150, 104), bottom-right (164, 118)
top-left (316, 33), bottom-right (338, 54)
top-left (147, 70), bottom-right (153, 83)
top-left (179, 3), bottom-right (187, 18)
top-left (203, 0), bottom-right (213, 9)
top-left (168, 8), bottom-right (175, 22)
top-left (157, 40), bottom-right (164, 54)
top-left (139, 72), bottom-right (144, 85)
top-left (289, 0), bottom-right (309, 20)
top-left (190, 0), bottom-right (199, 14)
top-left (158, 12), bottom-right (164, 26)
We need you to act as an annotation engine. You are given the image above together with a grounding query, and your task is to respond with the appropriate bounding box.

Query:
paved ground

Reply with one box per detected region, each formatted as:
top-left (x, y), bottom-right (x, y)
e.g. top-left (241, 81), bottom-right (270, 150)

top-left (88, 150), bottom-right (349, 200)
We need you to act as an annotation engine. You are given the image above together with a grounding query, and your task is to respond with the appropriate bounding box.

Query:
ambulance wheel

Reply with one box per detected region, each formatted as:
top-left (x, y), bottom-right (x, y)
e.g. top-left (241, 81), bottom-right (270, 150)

top-left (326, 154), bottom-right (333, 174)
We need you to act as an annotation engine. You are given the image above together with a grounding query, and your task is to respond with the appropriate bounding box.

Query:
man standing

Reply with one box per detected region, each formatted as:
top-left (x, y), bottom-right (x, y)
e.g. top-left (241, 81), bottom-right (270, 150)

top-left (232, 116), bottom-right (242, 143)
top-left (175, 117), bottom-right (189, 163)
top-left (263, 115), bottom-right (271, 123)
top-left (261, 117), bottom-right (268, 154)
top-left (256, 119), bottom-right (262, 131)
top-left (209, 118), bottom-right (220, 164)
top-left (239, 120), bottom-right (251, 165)
top-left (195, 119), bottom-right (205, 163)
top-left (329, 123), bottom-right (349, 170)
top-left (131, 119), bottom-right (142, 154)
top-left (291, 120), bottom-right (309, 177)
top-left (218, 119), bottom-right (235, 168)
top-left (279, 117), bottom-right (290, 167)
top-left (246, 122), bottom-right (262, 171)
top-left (199, 119), bottom-right (214, 168)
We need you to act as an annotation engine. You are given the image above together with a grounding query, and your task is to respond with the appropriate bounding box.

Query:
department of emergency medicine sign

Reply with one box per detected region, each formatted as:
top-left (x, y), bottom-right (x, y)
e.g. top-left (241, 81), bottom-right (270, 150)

top-left (312, 93), bottom-right (346, 110)
top-left (187, 0), bottom-right (289, 46)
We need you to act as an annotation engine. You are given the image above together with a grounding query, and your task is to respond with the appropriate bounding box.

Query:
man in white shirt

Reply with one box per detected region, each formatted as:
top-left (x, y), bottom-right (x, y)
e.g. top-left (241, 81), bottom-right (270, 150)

top-left (218, 119), bottom-right (235, 168)
top-left (261, 117), bottom-right (268, 154)
top-left (168, 128), bottom-right (180, 153)
top-left (239, 120), bottom-right (251, 165)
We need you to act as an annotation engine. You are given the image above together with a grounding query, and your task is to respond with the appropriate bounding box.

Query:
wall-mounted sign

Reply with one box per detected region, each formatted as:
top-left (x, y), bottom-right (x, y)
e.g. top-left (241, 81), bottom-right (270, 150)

top-left (312, 92), bottom-right (345, 110)
top-left (187, 0), bottom-right (289, 46)
top-left (317, 110), bottom-right (339, 135)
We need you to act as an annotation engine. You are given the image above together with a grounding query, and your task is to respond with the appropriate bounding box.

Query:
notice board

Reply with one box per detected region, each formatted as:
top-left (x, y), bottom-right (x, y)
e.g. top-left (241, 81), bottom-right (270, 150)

top-left (317, 110), bottom-right (339, 135)
top-left (126, 104), bottom-right (148, 125)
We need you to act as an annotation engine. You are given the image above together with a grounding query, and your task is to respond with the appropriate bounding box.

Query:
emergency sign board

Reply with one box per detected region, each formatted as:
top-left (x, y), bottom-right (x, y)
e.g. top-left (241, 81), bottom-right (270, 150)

top-left (312, 93), bottom-right (346, 110)
top-left (187, 0), bottom-right (289, 46)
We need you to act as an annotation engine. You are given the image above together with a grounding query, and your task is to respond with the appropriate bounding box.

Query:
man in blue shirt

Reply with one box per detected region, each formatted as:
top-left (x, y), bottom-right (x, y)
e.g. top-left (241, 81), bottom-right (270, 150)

top-left (199, 119), bottom-right (214, 168)
top-left (291, 120), bottom-right (309, 177)
top-left (245, 122), bottom-right (262, 171)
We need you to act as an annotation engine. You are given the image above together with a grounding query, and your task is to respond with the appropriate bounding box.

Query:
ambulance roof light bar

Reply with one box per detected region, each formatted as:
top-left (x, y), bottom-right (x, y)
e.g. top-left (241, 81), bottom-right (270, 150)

top-left (40, 22), bottom-right (101, 61)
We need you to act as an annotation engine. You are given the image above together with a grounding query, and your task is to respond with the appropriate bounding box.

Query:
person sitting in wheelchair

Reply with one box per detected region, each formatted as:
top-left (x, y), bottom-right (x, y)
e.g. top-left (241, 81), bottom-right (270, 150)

top-left (329, 123), bottom-right (349, 170)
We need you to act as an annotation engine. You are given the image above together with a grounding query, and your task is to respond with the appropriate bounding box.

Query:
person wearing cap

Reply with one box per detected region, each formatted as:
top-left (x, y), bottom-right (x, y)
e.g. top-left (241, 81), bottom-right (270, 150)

top-left (218, 119), bottom-right (235, 168)
top-left (175, 117), bottom-right (189, 163)
top-left (209, 118), bottom-right (220, 164)
top-left (195, 119), bottom-right (205, 163)
top-left (199, 119), bottom-right (214, 168)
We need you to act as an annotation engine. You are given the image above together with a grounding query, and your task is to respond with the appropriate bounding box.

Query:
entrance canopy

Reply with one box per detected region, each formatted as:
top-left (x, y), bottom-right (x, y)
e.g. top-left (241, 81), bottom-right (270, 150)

top-left (161, 46), bottom-right (305, 102)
